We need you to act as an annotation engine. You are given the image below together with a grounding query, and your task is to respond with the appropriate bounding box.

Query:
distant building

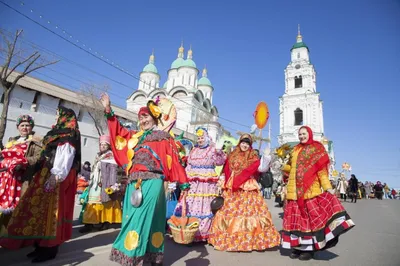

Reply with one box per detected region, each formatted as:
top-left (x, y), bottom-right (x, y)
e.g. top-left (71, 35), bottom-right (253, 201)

top-left (0, 70), bottom-right (137, 163)
top-left (126, 44), bottom-right (229, 143)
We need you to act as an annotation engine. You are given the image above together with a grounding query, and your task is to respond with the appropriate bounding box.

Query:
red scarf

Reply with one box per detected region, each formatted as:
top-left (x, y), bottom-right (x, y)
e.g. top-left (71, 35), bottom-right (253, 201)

top-left (295, 126), bottom-right (330, 210)
top-left (224, 134), bottom-right (260, 191)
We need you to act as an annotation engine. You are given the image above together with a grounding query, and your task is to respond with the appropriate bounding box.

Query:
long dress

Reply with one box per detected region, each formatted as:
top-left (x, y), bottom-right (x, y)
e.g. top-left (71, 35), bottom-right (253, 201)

top-left (105, 113), bottom-right (188, 266)
top-left (208, 140), bottom-right (281, 251)
top-left (0, 143), bottom-right (77, 248)
top-left (174, 144), bottom-right (226, 242)
top-left (82, 150), bottom-right (122, 225)
top-left (0, 106), bottom-right (81, 251)
top-left (281, 128), bottom-right (354, 252)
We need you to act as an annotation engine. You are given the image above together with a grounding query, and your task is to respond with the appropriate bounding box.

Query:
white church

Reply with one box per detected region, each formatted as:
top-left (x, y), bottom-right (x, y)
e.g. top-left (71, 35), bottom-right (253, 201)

top-left (126, 44), bottom-right (227, 142)
top-left (278, 27), bottom-right (336, 178)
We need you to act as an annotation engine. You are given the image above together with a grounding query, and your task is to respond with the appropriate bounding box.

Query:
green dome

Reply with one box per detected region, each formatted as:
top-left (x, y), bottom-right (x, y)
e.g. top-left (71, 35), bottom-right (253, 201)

top-left (143, 63), bottom-right (158, 73)
top-left (291, 41), bottom-right (309, 51)
top-left (182, 58), bottom-right (197, 68)
top-left (171, 58), bottom-right (185, 69)
top-left (198, 77), bottom-right (212, 87)
top-left (163, 81), bottom-right (168, 89)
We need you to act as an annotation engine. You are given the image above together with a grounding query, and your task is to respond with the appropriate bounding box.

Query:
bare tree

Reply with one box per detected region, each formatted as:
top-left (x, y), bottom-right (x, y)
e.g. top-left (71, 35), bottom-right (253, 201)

top-left (0, 29), bottom-right (58, 147)
top-left (79, 84), bottom-right (109, 136)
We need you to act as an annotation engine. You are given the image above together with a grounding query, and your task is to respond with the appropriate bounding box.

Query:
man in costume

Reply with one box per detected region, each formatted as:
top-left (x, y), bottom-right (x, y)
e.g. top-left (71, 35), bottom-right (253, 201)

top-left (0, 115), bottom-right (42, 235)
top-left (0, 107), bottom-right (81, 263)
top-left (100, 93), bottom-right (189, 266)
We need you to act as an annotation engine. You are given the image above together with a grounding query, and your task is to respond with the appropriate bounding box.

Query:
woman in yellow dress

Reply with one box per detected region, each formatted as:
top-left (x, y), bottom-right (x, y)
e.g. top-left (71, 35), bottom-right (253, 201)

top-left (80, 135), bottom-right (122, 232)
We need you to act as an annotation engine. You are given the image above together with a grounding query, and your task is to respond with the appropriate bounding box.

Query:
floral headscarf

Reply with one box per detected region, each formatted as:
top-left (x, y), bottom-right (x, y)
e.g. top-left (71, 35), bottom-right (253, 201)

top-left (16, 114), bottom-right (35, 128)
top-left (195, 127), bottom-right (211, 148)
top-left (224, 134), bottom-right (260, 191)
top-left (41, 106), bottom-right (81, 170)
top-left (295, 126), bottom-right (330, 209)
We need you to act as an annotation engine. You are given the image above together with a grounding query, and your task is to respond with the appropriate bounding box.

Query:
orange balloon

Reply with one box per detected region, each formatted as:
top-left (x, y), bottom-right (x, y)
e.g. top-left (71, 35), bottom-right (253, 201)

top-left (254, 102), bottom-right (269, 129)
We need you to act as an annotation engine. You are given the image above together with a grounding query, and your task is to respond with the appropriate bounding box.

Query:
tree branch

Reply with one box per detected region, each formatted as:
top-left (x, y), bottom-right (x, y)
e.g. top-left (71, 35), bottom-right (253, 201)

top-left (2, 30), bottom-right (22, 79)
top-left (5, 51), bottom-right (38, 80)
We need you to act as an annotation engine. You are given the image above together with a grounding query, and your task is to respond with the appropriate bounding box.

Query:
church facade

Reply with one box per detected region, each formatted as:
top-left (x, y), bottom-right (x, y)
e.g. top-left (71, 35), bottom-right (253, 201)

top-left (126, 44), bottom-right (227, 142)
top-left (278, 28), bottom-right (336, 178)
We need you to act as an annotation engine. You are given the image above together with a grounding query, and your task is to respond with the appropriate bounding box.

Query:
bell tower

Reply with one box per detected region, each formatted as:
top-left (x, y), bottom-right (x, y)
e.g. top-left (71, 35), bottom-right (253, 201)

top-left (278, 26), bottom-right (324, 145)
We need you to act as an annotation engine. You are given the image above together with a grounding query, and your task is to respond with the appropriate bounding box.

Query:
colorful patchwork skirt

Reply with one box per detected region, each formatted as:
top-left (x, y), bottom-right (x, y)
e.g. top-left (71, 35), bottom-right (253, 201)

top-left (110, 178), bottom-right (165, 266)
top-left (281, 192), bottom-right (355, 251)
top-left (208, 189), bottom-right (281, 251)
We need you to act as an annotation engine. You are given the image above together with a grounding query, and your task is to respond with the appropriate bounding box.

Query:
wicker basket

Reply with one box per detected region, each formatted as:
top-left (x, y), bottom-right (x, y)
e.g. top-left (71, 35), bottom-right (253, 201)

top-left (168, 195), bottom-right (199, 244)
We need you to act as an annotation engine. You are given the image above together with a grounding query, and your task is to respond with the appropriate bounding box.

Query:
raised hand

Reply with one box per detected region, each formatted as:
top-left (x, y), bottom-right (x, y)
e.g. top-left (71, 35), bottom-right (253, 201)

top-left (100, 93), bottom-right (111, 109)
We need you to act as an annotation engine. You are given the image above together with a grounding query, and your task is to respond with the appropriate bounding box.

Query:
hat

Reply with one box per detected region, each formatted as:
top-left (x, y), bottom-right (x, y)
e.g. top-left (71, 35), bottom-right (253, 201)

top-left (16, 114), bottom-right (35, 128)
top-left (99, 135), bottom-right (111, 145)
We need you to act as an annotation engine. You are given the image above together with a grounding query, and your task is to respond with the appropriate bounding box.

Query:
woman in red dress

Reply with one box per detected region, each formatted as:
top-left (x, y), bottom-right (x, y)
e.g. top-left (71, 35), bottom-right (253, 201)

top-left (0, 107), bottom-right (81, 263)
top-left (281, 126), bottom-right (355, 260)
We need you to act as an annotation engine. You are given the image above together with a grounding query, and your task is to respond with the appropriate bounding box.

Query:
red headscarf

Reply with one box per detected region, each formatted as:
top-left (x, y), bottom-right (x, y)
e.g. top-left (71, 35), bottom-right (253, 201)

top-left (138, 107), bottom-right (150, 116)
top-left (295, 126), bottom-right (330, 209)
top-left (224, 134), bottom-right (260, 191)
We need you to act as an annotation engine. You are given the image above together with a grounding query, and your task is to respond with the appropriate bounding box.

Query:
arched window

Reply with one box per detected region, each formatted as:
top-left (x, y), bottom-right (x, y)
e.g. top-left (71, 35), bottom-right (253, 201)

top-left (297, 53), bottom-right (300, 59)
top-left (295, 75), bottom-right (303, 88)
top-left (294, 108), bottom-right (303, 126)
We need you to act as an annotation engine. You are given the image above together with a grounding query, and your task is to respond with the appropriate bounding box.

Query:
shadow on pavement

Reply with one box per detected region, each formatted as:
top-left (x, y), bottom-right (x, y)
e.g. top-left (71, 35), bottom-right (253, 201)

top-left (164, 237), bottom-right (210, 266)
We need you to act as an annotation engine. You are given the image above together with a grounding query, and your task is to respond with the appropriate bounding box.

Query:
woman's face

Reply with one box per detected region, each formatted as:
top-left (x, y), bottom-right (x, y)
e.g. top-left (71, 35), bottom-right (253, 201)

top-left (197, 135), bottom-right (205, 146)
top-left (18, 122), bottom-right (33, 137)
top-left (139, 113), bottom-right (155, 131)
top-left (239, 141), bottom-right (250, 152)
top-left (99, 142), bottom-right (110, 153)
top-left (298, 128), bottom-right (309, 144)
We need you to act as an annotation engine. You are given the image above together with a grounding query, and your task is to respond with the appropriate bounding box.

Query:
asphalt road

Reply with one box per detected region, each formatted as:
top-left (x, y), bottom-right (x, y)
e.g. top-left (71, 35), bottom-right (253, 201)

top-left (1, 197), bottom-right (399, 266)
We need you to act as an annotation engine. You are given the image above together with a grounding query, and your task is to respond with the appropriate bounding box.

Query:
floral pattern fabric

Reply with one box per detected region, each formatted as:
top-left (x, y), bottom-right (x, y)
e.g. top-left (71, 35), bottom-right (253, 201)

top-left (208, 189), bottom-right (281, 251)
top-left (174, 145), bottom-right (226, 242)
top-left (0, 142), bottom-right (29, 214)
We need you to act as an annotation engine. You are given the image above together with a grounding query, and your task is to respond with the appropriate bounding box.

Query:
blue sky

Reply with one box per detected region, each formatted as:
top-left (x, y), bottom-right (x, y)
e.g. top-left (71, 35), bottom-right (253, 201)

top-left (1, 0), bottom-right (399, 187)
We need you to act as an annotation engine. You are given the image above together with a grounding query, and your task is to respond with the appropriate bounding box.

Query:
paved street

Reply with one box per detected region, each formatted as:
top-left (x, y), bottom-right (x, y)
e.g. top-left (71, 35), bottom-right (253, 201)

top-left (1, 198), bottom-right (399, 266)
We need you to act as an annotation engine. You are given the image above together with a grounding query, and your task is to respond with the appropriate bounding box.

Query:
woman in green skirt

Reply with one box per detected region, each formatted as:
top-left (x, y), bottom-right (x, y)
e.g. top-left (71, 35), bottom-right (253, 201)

top-left (100, 94), bottom-right (189, 266)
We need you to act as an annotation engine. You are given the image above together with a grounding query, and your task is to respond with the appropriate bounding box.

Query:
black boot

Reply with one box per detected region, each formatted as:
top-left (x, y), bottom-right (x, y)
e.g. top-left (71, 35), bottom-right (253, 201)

top-left (99, 222), bottom-right (110, 231)
top-left (289, 249), bottom-right (301, 259)
top-left (26, 246), bottom-right (42, 258)
top-left (79, 224), bottom-right (93, 233)
top-left (299, 251), bottom-right (314, 261)
top-left (32, 246), bottom-right (58, 263)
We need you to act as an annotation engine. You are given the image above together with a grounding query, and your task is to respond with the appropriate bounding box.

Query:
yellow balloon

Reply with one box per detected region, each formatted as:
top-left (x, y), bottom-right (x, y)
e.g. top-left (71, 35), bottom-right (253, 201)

top-left (254, 102), bottom-right (270, 129)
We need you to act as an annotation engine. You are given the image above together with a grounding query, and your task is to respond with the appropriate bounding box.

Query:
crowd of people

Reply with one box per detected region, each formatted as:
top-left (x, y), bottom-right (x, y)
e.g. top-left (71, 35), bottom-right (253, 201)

top-left (334, 174), bottom-right (398, 201)
top-left (0, 95), bottom-right (360, 265)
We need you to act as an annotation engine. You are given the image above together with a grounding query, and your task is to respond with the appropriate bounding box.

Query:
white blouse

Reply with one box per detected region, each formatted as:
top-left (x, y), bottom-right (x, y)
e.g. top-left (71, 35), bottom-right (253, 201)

top-left (258, 154), bottom-right (271, 173)
top-left (50, 143), bottom-right (76, 182)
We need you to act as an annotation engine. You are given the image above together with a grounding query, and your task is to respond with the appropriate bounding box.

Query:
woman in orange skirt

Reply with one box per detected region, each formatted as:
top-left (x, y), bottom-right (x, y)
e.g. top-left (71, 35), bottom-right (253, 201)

top-left (208, 134), bottom-right (280, 251)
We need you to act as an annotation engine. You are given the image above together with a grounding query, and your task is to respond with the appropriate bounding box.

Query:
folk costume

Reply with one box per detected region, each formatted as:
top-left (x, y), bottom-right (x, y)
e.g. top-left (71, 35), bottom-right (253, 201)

top-left (281, 126), bottom-right (354, 260)
top-left (105, 104), bottom-right (189, 266)
top-left (0, 107), bottom-right (81, 263)
top-left (208, 134), bottom-right (281, 251)
top-left (80, 135), bottom-right (122, 232)
top-left (174, 127), bottom-right (226, 242)
top-left (0, 115), bottom-right (42, 236)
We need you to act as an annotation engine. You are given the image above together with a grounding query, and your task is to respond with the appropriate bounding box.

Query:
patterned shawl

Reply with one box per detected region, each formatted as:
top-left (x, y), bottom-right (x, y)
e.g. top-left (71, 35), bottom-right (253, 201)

top-left (41, 106), bottom-right (81, 170)
top-left (295, 126), bottom-right (330, 208)
top-left (224, 134), bottom-right (260, 191)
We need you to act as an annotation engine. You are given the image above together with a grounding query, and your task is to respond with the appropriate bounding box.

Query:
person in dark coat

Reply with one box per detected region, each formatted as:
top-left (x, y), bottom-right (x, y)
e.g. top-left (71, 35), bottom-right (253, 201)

top-left (349, 174), bottom-right (359, 203)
